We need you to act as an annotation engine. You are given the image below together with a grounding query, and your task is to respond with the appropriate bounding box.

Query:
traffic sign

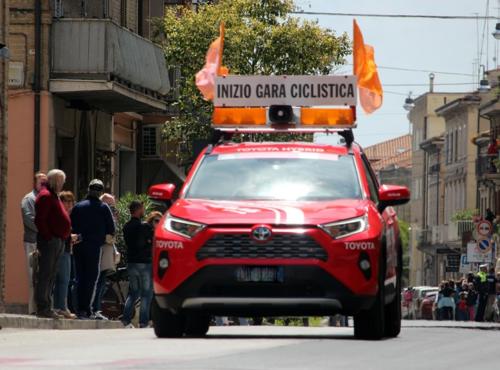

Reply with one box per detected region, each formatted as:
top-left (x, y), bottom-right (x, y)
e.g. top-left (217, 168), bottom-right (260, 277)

top-left (478, 238), bottom-right (492, 252)
top-left (476, 220), bottom-right (492, 238)
top-left (214, 75), bottom-right (357, 107)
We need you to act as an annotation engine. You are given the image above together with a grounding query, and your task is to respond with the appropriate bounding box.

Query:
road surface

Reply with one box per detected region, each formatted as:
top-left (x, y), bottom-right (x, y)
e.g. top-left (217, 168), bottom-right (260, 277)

top-left (0, 321), bottom-right (498, 369)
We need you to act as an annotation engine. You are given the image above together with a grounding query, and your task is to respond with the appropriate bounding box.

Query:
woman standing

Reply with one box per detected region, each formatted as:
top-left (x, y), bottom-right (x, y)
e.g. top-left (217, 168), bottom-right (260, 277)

top-left (53, 191), bottom-right (78, 319)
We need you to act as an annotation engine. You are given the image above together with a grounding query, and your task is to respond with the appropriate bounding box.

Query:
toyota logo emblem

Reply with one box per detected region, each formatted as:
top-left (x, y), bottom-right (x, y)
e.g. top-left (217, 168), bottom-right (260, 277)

top-left (251, 225), bottom-right (272, 242)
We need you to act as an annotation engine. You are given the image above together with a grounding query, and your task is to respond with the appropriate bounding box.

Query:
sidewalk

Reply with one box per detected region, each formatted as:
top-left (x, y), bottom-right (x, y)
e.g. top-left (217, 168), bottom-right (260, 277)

top-left (0, 314), bottom-right (124, 330)
top-left (401, 319), bottom-right (500, 330)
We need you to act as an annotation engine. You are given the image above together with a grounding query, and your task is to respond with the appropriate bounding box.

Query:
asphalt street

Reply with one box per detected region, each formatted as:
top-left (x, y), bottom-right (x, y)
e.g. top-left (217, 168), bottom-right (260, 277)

top-left (0, 322), bottom-right (498, 370)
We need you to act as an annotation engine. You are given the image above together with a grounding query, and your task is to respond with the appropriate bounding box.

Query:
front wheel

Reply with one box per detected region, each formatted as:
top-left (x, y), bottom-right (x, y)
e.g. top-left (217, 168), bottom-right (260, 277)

top-left (384, 247), bottom-right (402, 337)
top-left (184, 314), bottom-right (210, 337)
top-left (152, 298), bottom-right (184, 338)
top-left (354, 249), bottom-right (386, 340)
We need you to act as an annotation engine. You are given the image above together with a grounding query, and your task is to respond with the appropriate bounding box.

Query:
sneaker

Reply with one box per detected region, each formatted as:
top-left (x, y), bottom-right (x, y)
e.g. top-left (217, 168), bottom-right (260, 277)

top-left (37, 310), bottom-right (63, 319)
top-left (56, 309), bottom-right (76, 320)
top-left (123, 323), bottom-right (135, 329)
top-left (91, 311), bottom-right (109, 321)
top-left (76, 312), bottom-right (91, 320)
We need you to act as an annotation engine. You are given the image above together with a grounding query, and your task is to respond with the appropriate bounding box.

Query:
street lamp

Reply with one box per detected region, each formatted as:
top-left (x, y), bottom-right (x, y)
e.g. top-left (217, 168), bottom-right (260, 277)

top-left (403, 92), bottom-right (415, 111)
top-left (478, 64), bottom-right (491, 93)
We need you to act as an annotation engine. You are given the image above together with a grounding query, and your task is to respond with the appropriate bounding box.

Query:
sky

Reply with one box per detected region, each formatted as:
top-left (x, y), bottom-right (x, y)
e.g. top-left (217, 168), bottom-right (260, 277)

top-left (294, 0), bottom-right (498, 147)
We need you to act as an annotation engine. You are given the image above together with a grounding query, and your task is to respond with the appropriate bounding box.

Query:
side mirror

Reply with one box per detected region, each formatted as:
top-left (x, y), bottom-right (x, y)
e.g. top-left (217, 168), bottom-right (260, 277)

top-left (148, 183), bottom-right (176, 213)
top-left (148, 183), bottom-right (176, 201)
top-left (378, 184), bottom-right (410, 213)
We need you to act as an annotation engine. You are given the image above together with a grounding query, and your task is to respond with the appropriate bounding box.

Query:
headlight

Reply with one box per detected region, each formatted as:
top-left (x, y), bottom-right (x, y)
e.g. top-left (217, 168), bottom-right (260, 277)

top-left (319, 216), bottom-right (367, 239)
top-left (164, 214), bottom-right (206, 239)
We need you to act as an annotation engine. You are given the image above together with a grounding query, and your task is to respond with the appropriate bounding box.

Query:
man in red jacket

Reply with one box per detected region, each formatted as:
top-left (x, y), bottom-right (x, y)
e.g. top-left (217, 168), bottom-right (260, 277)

top-left (34, 169), bottom-right (71, 319)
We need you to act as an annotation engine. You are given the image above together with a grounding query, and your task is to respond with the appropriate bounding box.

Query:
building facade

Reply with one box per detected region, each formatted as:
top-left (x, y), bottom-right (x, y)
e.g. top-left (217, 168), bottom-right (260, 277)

top-left (4, 0), bottom-right (184, 311)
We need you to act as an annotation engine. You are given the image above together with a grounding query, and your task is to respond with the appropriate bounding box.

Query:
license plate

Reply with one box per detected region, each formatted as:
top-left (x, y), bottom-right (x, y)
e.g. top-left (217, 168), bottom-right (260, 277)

top-left (235, 266), bottom-right (284, 283)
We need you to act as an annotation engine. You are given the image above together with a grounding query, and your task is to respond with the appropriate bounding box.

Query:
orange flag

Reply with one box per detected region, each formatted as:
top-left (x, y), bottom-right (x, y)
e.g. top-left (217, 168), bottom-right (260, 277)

top-left (195, 23), bottom-right (228, 101)
top-left (353, 20), bottom-right (383, 114)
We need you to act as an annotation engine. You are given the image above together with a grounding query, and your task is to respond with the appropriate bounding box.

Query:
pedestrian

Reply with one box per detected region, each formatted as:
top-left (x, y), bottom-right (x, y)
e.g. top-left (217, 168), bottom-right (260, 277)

top-left (20, 172), bottom-right (47, 315)
top-left (464, 283), bottom-right (477, 321)
top-left (484, 267), bottom-right (498, 321)
top-left (121, 204), bottom-right (158, 328)
top-left (437, 282), bottom-right (455, 320)
top-left (34, 169), bottom-right (71, 319)
top-left (91, 193), bottom-right (121, 320)
top-left (70, 179), bottom-right (115, 319)
top-left (475, 264), bottom-right (489, 322)
top-left (53, 191), bottom-right (78, 319)
top-left (486, 208), bottom-right (495, 224)
top-left (456, 292), bottom-right (468, 321)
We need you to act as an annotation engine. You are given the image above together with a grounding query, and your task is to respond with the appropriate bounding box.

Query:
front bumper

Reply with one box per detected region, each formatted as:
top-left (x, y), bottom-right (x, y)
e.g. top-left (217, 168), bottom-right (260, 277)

top-left (155, 265), bottom-right (375, 316)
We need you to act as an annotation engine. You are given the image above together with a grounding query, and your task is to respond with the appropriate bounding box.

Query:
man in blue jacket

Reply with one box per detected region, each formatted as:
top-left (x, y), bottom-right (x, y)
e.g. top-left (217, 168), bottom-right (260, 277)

top-left (71, 179), bottom-right (115, 319)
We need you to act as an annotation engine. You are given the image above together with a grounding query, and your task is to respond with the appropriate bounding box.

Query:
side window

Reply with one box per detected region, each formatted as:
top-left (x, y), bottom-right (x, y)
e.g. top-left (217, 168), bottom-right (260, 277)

top-left (361, 155), bottom-right (379, 204)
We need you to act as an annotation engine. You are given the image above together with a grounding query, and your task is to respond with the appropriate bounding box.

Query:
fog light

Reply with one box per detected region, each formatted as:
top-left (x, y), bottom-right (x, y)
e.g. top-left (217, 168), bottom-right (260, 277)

top-left (358, 251), bottom-right (372, 280)
top-left (159, 258), bottom-right (169, 269)
top-left (359, 259), bottom-right (371, 271)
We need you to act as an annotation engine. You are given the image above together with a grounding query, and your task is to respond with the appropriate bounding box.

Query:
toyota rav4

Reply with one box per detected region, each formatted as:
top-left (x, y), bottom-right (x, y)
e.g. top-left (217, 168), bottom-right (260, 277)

top-left (148, 139), bottom-right (409, 340)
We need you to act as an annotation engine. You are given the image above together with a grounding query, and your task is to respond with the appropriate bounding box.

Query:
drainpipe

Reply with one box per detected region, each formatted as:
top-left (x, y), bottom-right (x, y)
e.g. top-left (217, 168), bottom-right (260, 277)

top-left (34, 0), bottom-right (41, 172)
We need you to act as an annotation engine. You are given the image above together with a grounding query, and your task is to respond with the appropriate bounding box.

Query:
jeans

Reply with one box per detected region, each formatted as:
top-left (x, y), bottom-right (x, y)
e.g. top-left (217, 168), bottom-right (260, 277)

top-left (122, 263), bottom-right (153, 327)
top-left (54, 251), bottom-right (71, 311)
top-left (24, 242), bottom-right (37, 314)
top-left (92, 270), bottom-right (110, 313)
top-left (35, 237), bottom-right (64, 314)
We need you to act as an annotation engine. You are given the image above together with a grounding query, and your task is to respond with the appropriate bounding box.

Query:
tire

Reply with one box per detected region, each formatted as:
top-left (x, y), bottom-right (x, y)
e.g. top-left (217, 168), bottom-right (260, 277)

top-left (384, 243), bottom-right (402, 338)
top-left (152, 298), bottom-right (184, 338)
top-left (184, 314), bottom-right (210, 337)
top-left (354, 247), bottom-right (386, 340)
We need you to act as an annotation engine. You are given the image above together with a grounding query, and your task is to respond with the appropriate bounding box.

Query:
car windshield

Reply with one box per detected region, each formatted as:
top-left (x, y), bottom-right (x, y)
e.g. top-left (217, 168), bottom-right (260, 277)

top-left (185, 152), bottom-right (362, 201)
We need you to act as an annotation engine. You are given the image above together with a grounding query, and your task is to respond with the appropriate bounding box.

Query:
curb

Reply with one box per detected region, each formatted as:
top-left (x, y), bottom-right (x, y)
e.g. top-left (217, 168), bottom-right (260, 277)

top-left (0, 314), bottom-right (124, 330)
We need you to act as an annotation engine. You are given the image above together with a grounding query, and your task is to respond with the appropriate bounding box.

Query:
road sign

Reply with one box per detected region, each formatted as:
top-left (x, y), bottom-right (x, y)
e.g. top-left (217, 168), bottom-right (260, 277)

top-left (459, 254), bottom-right (471, 273)
top-left (214, 75), bottom-right (357, 107)
top-left (476, 220), bottom-right (492, 238)
top-left (467, 240), bottom-right (494, 263)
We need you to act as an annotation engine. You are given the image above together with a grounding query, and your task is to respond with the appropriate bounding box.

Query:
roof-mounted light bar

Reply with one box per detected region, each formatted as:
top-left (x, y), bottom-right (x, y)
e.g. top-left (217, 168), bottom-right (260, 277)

top-left (212, 105), bottom-right (356, 130)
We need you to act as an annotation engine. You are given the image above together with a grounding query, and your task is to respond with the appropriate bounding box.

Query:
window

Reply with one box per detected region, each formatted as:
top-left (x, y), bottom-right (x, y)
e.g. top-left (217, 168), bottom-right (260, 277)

top-left (361, 155), bottom-right (379, 204)
top-left (185, 154), bottom-right (362, 201)
top-left (454, 129), bottom-right (458, 162)
top-left (120, 0), bottom-right (127, 27)
top-left (141, 126), bottom-right (159, 157)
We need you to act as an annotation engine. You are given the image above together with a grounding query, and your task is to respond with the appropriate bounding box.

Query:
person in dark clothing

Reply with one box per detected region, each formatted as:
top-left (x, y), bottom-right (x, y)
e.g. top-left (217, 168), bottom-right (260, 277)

top-left (121, 204), bottom-right (160, 328)
top-left (475, 264), bottom-right (489, 321)
top-left (485, 208), bottom-right (495, 224)
top-left (465, 283), bottom-right (478, 321)
top-left (70, 179), bottom-right (115, 319)
top-left (34, 169), bottom-right (71, 319)
top-left (484, 267), bottom-right (498, 321)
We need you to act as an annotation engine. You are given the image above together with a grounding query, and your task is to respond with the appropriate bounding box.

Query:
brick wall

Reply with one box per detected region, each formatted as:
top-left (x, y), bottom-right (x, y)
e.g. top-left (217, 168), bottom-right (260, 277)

top-left (8, 0), bottom-right (51, 91)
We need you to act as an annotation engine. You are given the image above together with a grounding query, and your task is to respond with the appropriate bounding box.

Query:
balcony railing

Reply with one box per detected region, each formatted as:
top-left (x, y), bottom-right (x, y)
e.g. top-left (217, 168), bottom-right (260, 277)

top-left (476, 154), bottom-right (498, 177)
top-left (447, 220), bottom-right (475, 242)
top-left (50, 19), bottom-right (171, 112)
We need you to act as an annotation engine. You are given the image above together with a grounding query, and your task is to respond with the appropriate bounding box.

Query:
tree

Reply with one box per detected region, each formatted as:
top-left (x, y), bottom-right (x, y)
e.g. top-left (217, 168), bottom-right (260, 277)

top-left (155, 0), bottom-right (351, 160)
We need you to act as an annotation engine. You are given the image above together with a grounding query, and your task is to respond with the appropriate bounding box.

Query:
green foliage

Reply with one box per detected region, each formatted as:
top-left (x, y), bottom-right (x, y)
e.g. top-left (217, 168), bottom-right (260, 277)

top-left (451, 209), bottom-right (478, 222)
top-left (156, 0), bottom-right (351, 159)
top-left (115, 193), bottom-right (154, 264)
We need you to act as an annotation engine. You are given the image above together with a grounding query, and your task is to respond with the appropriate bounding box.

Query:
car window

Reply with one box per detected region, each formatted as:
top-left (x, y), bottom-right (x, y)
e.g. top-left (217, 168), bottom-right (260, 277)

top-left (360, 154), bottom-right (379, 204)
top-left (185, 153), bottom-right (362, 201)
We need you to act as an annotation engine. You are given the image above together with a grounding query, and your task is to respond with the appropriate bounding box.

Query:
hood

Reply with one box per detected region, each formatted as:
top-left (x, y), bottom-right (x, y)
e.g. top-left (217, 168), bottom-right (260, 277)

top-left (168, 198), bottom-right (369, 226)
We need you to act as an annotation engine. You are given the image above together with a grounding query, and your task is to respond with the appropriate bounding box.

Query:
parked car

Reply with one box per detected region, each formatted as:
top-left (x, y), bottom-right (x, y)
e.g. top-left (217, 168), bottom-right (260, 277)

top-left (420, 291), bottom-right (438, 320)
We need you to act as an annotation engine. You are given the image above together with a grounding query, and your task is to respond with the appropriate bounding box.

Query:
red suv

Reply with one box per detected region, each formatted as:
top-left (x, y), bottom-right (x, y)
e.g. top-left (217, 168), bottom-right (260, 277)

top-left (149, 140), bottom-right (409, 340)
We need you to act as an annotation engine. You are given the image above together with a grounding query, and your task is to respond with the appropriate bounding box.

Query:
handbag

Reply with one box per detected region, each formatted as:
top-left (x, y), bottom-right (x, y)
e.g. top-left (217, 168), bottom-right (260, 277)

top-left (100, 243), bottom-right (116, 272)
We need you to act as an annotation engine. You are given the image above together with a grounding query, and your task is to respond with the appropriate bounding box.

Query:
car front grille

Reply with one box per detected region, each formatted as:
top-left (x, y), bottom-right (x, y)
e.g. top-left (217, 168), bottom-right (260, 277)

top-left (196, 233), bottom-right (328, 261)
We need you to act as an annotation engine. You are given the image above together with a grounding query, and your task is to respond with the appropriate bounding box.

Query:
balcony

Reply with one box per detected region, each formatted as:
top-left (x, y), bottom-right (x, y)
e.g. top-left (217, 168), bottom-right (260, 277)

top-left (476, 154), bottom-right (500, 181)
top-left (446, 220), bottom-right (475, 243)
top-left (50, 19), bottom-right (171, 113)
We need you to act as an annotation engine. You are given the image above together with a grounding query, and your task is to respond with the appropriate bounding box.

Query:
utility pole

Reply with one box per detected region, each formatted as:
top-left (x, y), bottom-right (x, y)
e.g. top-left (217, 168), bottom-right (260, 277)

top-left (0, 0), bottom-right (9, 312)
